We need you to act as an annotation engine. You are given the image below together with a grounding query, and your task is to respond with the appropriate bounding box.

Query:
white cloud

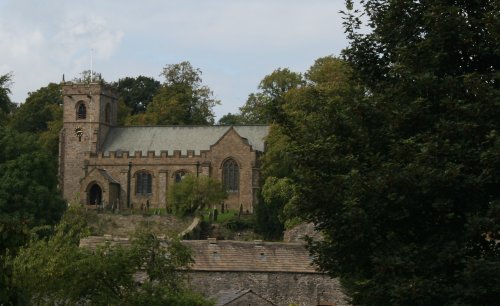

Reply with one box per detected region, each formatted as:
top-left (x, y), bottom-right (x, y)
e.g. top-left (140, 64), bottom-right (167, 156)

top-left (54, 15), bottom-right (123, 60)
top-left (0, 0), bottom-right (349, 116)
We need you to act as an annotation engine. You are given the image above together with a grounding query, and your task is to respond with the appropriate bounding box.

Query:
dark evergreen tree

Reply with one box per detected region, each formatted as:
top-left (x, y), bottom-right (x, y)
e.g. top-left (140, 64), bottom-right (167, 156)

top-left (113, 76), bottom-right (161, 115)
top-left (0, 127), bottom-right (66, 303)
top-left (0, 73), bottom-right (14, 125)
top-left (278, 1), bottom-right (499, 304)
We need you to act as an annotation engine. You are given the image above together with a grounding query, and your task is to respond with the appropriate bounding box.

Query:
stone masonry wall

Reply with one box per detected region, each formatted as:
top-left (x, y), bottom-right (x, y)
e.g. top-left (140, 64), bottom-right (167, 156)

top-left (207, 128), bottom-right (258, 213)
top-left (60, 83), bottom-right (117, 202)
top-left (61, 83), bottom-right (262, 212)
top-left (78, 129), bottom-right (260, 211)
top-left (187, 271), bottom-right (349, 306)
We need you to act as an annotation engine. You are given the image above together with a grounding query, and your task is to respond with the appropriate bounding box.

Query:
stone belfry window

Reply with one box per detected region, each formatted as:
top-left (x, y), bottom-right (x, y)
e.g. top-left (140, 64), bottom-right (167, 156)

top-left (77, 103), bottom-right (87, 119)
top-left (223, 159), bottom-right (239, 192)
top-left (136, 172), bottom-right (152, 195)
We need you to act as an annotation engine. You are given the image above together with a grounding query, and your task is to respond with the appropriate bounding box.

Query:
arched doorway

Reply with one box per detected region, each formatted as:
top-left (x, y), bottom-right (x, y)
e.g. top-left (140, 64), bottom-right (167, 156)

top-left (88, 184), bottom-right (102, 205)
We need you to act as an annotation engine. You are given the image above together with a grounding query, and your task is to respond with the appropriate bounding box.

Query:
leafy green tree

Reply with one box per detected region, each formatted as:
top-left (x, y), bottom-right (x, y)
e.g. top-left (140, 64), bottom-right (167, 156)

top-left (127, 62), bottom-right (219, 125)
top-left (12, 207), bottom-right (212, 305)
top-left (37, 105), bottom-right (63, 155)
top-left (277, 1), bottom-right (499, 304)
top-left (217, 112), bottom-right (245, 125)
top-left (113, 76), bottom-right (161, 115)
top-left (10, 83), bottom-right (62, 133)
top-left (8, 83), bottom-right (63, 155)
top-left (0, 73), bottom-right (14, 125)
top-left (255, 57), bottom-right (352, 240)
top-left (168, 175), bottom-right (227, 217)
top-left (255, 124), bottom-right (295, 239)
top-left (0, 126), bottom-right (66, 304)
top-left (0, 127), bottom-right (65, 246)
top-left (249, 68), bottom-right (305, 239)
top-left (239, 93), bottom-right (270, 124)
top-left (240, 68), bottom-right (303, 124)
top-left (255, 176), bottom-right (297, 240)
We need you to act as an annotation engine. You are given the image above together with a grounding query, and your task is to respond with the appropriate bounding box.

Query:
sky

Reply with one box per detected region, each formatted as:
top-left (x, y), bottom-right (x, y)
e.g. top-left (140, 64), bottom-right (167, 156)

top-left (0, 0), bottom-right (350, 119)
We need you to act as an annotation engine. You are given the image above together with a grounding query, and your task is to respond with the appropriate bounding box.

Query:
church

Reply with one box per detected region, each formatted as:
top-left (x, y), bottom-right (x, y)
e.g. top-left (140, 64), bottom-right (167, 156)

top-left (59, 82), bottom-right (268, 212)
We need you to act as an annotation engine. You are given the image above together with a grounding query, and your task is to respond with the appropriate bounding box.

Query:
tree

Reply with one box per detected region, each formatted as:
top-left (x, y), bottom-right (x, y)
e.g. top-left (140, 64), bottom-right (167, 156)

top-left (0, 127), bottom-right (66, 304)
top-left (168, 175), bottom-right (227, 217)
top-left (112, 76), bottom-right (161, 115)
top-left (255, 124), bottom-right (296, 239)
top-left (8, 83), bottom-right (63, 155)
top-left (127, 62), bottom-right (219, 125)
top-left (277, 1), bottom-right (499, 304)
top-left (0, 127), bottom-right (65, 246)
top-left (254, 62), bottom-right (337, 239)
top-left (12, 207), bottom-right (211, 305)
top-left (217, 112), bottom-right (245, 125)
top-left (10, 83), bottom-right (62, 134)
top-left (240, 68), bottom-right (303, 124)
top-left (72, 70), bottom-right (105, 84)
top-left (0, 73), bottom-right (14, 126)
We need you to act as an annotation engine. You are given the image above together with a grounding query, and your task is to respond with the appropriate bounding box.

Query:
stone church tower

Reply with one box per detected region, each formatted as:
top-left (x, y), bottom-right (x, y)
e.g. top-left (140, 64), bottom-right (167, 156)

top-left (59, 82), bottom-right (268, 212)
top-left (59, 82), bottom-right (118, 203)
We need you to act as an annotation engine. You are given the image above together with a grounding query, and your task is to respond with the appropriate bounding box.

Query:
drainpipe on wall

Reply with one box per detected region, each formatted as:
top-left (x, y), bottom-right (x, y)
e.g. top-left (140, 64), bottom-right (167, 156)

top-left (127, 161), bottom-right (132, 208)
top-left (196, 161), bottom-right (200, 177)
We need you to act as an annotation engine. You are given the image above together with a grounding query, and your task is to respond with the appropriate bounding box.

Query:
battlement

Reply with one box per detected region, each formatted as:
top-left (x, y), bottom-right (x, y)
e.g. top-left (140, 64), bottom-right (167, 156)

top-left (62, 82), bottom-right (118, 99)
top-left (84, 149), bottom-right (211, 160)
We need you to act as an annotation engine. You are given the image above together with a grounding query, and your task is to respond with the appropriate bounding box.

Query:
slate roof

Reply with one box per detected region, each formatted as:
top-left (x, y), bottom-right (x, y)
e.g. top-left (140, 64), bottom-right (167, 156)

top-left (79, 237), bottom-right (318, 274)
top-left (183, 239), bottom-right (317, 273)
top-left (101, 125), bottom-right (269, 155)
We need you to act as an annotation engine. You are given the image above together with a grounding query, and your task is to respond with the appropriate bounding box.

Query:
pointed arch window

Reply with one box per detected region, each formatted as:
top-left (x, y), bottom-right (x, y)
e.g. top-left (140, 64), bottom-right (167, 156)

top-left (136, 172), bottom-right (152, 195)
top-left (77, 103), bottom-right (87, 119)
top-left (223, 159), bottom-right (239, 192)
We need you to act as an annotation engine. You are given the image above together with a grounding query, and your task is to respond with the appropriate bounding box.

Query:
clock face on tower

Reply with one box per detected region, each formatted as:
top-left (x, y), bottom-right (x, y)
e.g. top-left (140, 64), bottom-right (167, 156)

top-left (74, 127), bottom-right (83, 141)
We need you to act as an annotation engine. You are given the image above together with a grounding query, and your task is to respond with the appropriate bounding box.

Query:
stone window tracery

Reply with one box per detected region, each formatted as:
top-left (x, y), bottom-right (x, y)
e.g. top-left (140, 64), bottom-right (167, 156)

top-left (136, 171), bottom-right (152, 195)
top-left (223, 158), bottom-right (239, 192)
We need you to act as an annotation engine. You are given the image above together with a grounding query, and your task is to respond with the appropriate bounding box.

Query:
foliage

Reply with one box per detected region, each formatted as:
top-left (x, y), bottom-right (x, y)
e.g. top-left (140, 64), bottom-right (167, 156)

top-left (37, 104), bottom-right (63, 155)
top-left (224, 215), bottom-right (255, 232)
top-left (168, 175), bottom-right (227, 217)
top-left (9, 83), bottom-right (63, 155)
top-left (240, 68), bottom-right (303, 124)
top-left (255, 176), bottom-right (296, 240)
top-left (72, 70), bottom-right (106, 84)
top-left (12, 210), bottom-right (212, 305)
top-left (239, 93), bottom-right (270, 124)
top-left (127, 62), bottom-right (219, 125)
top-left (273, 1), bottom-right (500, 304)
top-left (112, 76), bottom-right (161, 115)
top-left (0, 73), bottom-right (14, 125)
top-left (246, 69), bottom-right (303, 239)
top-left (251, 69), bottom-right (307, 239)
top-left (217, 112), bottom-right (245, 125)
top-left (0, 126), bottom-right (66, 304)
top-left (9, 83), bottom-right (62, 133)
top-left (0, 127), bottom-right (66, 249)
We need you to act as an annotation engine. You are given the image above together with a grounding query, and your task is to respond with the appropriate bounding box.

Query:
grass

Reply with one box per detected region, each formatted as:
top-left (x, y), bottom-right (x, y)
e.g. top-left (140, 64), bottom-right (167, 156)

top-left (213, 210), bottom-right (239, 223)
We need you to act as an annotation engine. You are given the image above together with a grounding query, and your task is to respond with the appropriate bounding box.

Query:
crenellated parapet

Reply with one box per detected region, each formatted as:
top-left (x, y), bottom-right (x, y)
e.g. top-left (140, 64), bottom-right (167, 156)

top-left (62, 82), bottom-right (118, 99)
top-left (84, 149), bottom-right (211, 160)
